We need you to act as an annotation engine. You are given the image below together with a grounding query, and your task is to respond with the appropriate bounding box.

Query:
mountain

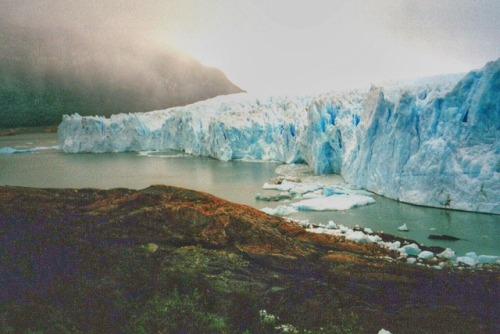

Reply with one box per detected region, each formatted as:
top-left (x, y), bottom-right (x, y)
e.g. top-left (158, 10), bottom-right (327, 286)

top-left (59, 59), bottom-right (500, 214)
top-left (0, 26), bottom-right (243, 128)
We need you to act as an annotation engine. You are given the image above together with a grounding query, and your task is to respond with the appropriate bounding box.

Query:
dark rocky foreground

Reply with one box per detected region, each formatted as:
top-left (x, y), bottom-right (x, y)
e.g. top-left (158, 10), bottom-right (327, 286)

top-left (0, 185), bottom-right (498, 333)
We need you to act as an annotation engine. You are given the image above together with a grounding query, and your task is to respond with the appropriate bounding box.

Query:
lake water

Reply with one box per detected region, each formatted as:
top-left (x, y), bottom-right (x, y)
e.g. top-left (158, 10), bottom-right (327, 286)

top-left (1, 133), bottom-right (498, 257)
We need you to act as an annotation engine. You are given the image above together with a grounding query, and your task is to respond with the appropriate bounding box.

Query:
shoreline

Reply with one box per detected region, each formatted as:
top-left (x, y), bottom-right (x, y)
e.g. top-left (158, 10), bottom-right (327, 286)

top-left (0, 125), bottom-right (58, 137)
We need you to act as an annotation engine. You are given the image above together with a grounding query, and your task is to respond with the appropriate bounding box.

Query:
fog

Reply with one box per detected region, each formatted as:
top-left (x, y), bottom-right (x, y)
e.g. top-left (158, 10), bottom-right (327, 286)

top-left (0, 24), bottom-right (242, 128)
top-left (2, 0), bottom-right (500, 94)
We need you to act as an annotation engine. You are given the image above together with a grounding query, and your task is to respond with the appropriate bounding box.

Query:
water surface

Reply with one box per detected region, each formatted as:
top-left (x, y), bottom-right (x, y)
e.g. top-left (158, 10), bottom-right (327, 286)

top-left (1, 133), bottom-right (498, 256)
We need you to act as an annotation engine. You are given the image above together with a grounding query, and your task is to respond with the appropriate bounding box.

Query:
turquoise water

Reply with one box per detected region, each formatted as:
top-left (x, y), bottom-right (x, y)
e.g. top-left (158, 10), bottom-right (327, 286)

top-left (1, 133), bottom-right (498, 256)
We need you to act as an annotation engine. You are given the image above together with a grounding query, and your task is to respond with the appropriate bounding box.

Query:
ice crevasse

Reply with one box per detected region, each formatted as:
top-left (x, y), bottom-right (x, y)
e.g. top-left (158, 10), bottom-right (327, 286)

top-left (59, 59), bottom-right (500, 214)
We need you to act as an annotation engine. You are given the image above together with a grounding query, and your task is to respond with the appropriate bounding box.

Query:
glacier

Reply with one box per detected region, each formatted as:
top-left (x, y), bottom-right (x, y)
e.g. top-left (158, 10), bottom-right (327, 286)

top-left (59, 59), bottom-right (500, 214)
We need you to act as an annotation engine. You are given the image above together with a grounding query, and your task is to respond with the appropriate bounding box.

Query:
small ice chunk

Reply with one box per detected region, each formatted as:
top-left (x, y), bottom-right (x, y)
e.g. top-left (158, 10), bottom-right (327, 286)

top-left (437, 248), bottom-right (455, 259)
top-left (399, 243), bottom-right (421, 256)
top-left (326, 220), bottom-right (338, 229)
top-left (261, 205), bottom-right (297, 217)
top-left (379, 240), bottom-right (402, 251)
top-left (346, 231), bottom-right (371, 243)
top-left (363, 227), bottom-right (373, 234)
top-left (476, 255), bottom-right (499, 264)
top-left (398, 223), bottom-right (409, 231)
top-left (287, 218), bottom-right (310, 227)
top-left (464, 252), bottom-right (478, 260)
top-left (407, 257), bottom-right (417, 264)
top-left (457, 256), bottom-right (476, 267)
top-left (418, 251), bottom-right (435, 260)
top-left (291, 194), bottom-right (375, 211)
top-left (339, 225), bottom-right (349, 234)
top-left (344, 230), bottom-right (382, 243)
top-left (378, 329), bottom-right (392, 334)
top-left (307, 227), bottom-right (328, 234)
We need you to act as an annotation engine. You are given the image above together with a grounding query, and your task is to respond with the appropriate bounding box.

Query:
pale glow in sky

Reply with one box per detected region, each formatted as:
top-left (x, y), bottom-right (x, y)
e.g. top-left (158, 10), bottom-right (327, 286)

top-left (3, 0), bottom-right (500, 94)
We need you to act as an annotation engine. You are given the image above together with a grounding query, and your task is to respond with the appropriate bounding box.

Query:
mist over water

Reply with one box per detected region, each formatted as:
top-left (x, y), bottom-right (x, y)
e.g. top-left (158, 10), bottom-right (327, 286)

top-left (0, 24), bottom-right (242, 128)
top-left (1, 133), bottom-right (498, 257)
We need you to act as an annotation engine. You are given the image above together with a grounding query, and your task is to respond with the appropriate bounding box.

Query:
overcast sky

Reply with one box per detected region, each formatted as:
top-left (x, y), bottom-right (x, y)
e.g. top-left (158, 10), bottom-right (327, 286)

top-left (3, 0), bottom-right (500, 94)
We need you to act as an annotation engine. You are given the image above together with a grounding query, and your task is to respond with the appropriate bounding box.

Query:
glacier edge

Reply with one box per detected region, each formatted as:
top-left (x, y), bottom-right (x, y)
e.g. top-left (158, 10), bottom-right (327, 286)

top-left (58, 59), bottom-right (500, 214)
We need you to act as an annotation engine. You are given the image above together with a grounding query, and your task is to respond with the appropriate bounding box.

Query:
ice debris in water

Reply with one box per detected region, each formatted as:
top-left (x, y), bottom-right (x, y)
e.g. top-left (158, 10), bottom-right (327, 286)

top-left (300, 219), bottom-right (499, 269)
top-left (398, 243), bottom-right (421, 256)
top-left (418, 251), bottom-right (435, 260)
top-left (477, 255), bottom-right (500, 264)
top-left (398, 223), bottom-right (409, 231)
top-left (306, 224), bottom-right (381, 244)
top-left (59, 59), bottom-right (500, 214)
top-left (437, 248), bottom-right (456, 259)
top-left (0, 145), bottom-right (60, 154)
top-left (259, 177), bottom-right (375, 213)
top-left (261, 205), bottom-right (298, 217)
top-left (326, 220), bottom-right (338, 229)
top-left (454, 252), bottom-right (500, 266)
top-left (291, 194), bottom-right (375, 211)
top-left (457, 256), bottom-right (477, 267)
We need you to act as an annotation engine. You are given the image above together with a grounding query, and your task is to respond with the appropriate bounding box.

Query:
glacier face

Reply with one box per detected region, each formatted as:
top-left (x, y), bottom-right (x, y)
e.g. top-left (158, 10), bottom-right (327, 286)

top-left (342, 59), bottom-right (500, 214)
top-left (59, 59), bottom-right (500, 214)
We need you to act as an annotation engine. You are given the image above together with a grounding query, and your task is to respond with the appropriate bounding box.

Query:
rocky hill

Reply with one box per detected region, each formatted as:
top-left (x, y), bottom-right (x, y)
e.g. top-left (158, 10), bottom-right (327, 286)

top-left (0, 26), bottom-right (243, 128)
top-left (0, 185), bottom-right (498, 333)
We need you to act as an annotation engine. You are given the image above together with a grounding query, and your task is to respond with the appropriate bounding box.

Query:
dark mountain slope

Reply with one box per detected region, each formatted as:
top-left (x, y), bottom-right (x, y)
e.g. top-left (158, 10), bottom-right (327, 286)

top-left (0, 26), bottom-right (243, 128)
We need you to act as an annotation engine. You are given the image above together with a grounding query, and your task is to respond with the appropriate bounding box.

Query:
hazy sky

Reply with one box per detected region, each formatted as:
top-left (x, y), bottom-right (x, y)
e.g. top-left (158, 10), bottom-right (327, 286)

top-left (3, 0), bottom-right (500, 94)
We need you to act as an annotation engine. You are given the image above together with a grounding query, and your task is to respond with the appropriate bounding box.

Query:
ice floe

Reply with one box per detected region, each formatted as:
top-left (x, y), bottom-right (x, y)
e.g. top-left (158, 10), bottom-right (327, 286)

top-left (0, 145), bottom-right (60, 154)
top-left (398, 223), bottom-right (409, 232)
top-left (259, 175), bottom-right (376, 213)
top-left (261, 205), bottom-right (298, 217)
top-left (291, 194), bottom-right (375, 211)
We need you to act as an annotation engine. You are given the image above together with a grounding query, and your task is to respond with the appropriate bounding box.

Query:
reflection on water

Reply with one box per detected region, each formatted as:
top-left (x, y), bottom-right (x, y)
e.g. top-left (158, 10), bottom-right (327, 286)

top-left (1, 133), bottom-right (499, 256)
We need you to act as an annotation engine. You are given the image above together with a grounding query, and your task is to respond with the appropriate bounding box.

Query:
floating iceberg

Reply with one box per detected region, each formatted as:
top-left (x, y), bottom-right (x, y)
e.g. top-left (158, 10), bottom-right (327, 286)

top-left (306, 224), bottom-right (381, 243)
top-left (261, 205), bottom-right (298, 217)
top-left (457, 256), bottom-right (476, 267)
top-left (291, 194), bottom-right (375, 211)
top-left (345, 230), bottom-right (382, 243)
top-left (398, 243), bottom-right (421, 256)
top-left (326, 220), bottom-right (338, 229)
top-left (59, 59), bottom-right (500, 213)
top-left (437, 248), bottom-right (456, 259)
top-left (398, 223), bottom-right (409, 232)
top-left (418, 251), bottom-right (435, 260)
top-left (259, 178), bottom-right (375, 212)
top-left (0, 145), bottom-right (60, 154)
top-left (304, 219), bottom-right (498, 268)
top-left (476, 255), bottom-right (499, 264)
